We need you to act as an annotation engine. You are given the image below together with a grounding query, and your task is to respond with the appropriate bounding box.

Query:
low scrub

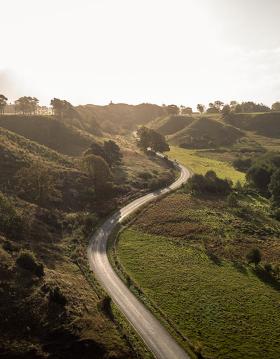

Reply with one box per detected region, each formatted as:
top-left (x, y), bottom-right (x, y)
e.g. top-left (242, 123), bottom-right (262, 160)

top-left (185, 170), bottom-right (232, 196)
top-left (16, 249), bottom-right (44, 277)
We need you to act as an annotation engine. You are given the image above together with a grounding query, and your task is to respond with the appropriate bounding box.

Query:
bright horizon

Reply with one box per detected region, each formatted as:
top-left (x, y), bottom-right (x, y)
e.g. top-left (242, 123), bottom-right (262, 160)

top-left (1, 0), bottom-right (280, 108)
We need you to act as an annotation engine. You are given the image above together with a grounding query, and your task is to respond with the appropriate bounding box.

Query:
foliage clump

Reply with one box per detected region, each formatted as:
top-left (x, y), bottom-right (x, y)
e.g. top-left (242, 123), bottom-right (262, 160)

top-left (0, 192), bottom-right (23, 239)
top-left (16, 249), bottom-right (44, 277)
top-left (137, 126), bottom-right (170, 152)
top-left (246, 248), bottom-right (262, 267)
top-left (186, 171), bottom-right (232, 196)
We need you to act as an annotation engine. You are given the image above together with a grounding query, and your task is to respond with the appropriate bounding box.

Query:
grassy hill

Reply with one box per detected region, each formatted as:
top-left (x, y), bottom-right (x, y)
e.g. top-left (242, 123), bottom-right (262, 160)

top-left (168, 146), bottom-right (245, 183)
top-left (0, 118), bottom-right (177, 358)
top-left (225, 112), bottom-right (280, 138)
top-left (77, 103), bottom-right (165, 134)
top-left (168, 117), bottom-right (244, 149)
top-left (148, 115), bottom-right (194, 136)
top-left (0, 115), bottom-right (98, 156)
top-left (116, 191), bottom-right (280, 359)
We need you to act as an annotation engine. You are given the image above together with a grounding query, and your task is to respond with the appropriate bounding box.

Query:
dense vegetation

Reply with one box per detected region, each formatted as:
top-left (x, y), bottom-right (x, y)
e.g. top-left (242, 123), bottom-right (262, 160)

top-left (116, 178), bottom-right (280, 359)
top-left (0, 112), bottom-right (175, 358)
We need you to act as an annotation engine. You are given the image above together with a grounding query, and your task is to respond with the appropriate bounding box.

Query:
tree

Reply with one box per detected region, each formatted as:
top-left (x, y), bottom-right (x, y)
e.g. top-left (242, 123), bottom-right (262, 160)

top-left (16, 162), bottom-right (62, 205)
top-left (207, 104), bottom-right (218, 113)
top-left (197, 104), bottom-right (205, 114)
top-left (83, 154), bottom-right (113, 192)
top-left (16, 250), bottom-right (44, 277)
top-left (50, 98), bottom-right (74, 120)
top-left (15, 96), bottom-right (39, 114)
top-left (137, 127), bottom-right (170, 153)
top-left (166, 104), bottom-right (179, 115)
top-left (214, 100), bottom-right (224, 111)
top-left (269, 169), bottom-right (280, 206)
top-left (246, 248), bottom-right (262, 267)
top-left (221, 104), bottom-right (231, 116)
top-left (246, 162), bottom-right (274, 195)
top-left (230, 100), bottom-right (238, 108)
top-left (103, 140), bottom-right (122, 167)
top-left (0, 94), bottom-right (8, 115)
top-left (233, 101), bottom-right (270, 113)
top-left (185, 170), bottom-right (232, 196)
top-left (272, 102), bottom-right (280, 112)
top-left (181, 106), bottom-right (192, 115)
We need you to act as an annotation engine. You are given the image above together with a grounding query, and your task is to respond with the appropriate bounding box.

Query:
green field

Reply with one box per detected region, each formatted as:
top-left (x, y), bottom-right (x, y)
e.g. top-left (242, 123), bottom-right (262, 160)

top-left (168, 146), bottom-right (245, 183)
top-left (118, 228), bottom-right (280, 359)
top-left (116, 190), bottom-right (280, 359)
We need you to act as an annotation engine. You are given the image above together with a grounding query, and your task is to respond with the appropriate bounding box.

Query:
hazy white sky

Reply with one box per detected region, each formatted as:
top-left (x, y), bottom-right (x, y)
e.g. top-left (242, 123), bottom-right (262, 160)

top-left (1, 0), bottom-right (280, 107)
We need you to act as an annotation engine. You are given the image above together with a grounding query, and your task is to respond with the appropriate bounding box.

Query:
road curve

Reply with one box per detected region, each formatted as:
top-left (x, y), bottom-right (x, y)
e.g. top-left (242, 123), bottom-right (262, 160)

top-left (87, 161), bottom-right (191, 359)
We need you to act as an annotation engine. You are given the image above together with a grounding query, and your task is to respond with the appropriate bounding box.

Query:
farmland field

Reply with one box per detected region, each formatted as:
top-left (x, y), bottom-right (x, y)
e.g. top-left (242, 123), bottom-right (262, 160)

top-left (116, 192), bottom-right (280, 359)
top-left (168, 146), bottom-right (245, 183)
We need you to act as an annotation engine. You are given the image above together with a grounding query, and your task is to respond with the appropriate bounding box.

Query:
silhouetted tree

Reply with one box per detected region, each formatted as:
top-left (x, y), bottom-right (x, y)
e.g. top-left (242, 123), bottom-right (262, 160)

top-left (83, 154), bottom-right (113, 192)
top-left (166, 104), bottom-right (179, 115)
top-left (181, 106), bottom-right (192, 115)
top-left (0, 94), bottom-right (8, 115)
top-left (269, 169), bottom-right (280, 207)
top-left (137, 127), bottom-right (169, 152)
top-left (233, 101), bottom-right (270, 113)
top-left (221, 104), bottom-right (231, 116)
top-left (50, 98), bottom-right (74, 120)
top-left (246, 162), bottom-right (274, 195)
top-left (272, 102), bottom-right (280, 112)
top-left (15, 96), bottom-right (39, 114)
top-left (104, 140), bottom-right (122, 167)
top-left (246, 248), bottom-right (262, 267)
top-left (197, 104), bottom-right (205, 114)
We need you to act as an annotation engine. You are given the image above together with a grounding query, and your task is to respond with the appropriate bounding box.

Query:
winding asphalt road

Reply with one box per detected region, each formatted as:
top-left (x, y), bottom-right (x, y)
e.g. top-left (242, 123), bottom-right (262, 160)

top-left (87, 160), bottom-right (191, 359)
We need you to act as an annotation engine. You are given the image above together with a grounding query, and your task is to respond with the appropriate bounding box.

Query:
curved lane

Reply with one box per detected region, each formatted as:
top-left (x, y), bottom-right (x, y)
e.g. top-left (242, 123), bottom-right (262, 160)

top-left (87, 162), bottom-right (191, 359)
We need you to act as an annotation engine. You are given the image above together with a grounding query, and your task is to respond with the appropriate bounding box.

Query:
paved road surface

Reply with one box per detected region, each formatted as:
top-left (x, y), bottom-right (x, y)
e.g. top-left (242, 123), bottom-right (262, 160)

top-left (88, 161), bottom-right (191, 359)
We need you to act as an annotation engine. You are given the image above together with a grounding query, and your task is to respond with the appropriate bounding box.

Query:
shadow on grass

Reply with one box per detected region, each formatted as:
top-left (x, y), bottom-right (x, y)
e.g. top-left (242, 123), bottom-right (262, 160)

top-left (253, 267), bottom-right (280, 292)
top-left (232, 261), bottom-right (248, 275)
top-left (205, 249), bottom-right (222, 266)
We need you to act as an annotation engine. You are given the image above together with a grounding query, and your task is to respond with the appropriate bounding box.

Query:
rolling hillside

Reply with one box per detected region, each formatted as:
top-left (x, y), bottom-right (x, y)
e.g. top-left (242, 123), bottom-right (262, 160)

top-left (168, 117), bottom-right (244, 148)
top-left (0, 115), bottom-right (98, 156)
top-left (148, 115), bottom-right (194, 135)
top-left (77, 103), bottom-right (165, 134)
top-left (225, 112), bottom-right (280, 138)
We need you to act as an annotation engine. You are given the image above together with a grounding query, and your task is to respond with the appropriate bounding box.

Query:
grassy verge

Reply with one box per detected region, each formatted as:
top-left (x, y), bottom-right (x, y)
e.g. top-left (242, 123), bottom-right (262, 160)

top-left (107, 215), bottom-right (198, 359)
top-left (168, 146), bottom-right (245, 183)
top-left (115, 191), bottom-right (280, 359)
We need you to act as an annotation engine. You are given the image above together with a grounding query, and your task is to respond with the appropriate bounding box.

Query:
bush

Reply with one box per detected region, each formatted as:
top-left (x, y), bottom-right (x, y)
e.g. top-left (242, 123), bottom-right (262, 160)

top-left (227, 192), bottom-right (239, 207)
top-left (138, 171), bottom-right (152, 180)
top-left (246, 248), bottom-right (262, 267)
top-left (49, 286), bottom-right (67, 306)
top-left (0, 192), bottom-right (23, 239)
top-left (186, 171), bottom-right (232, 196)
top-left (99, 295), bottom-right (113, 319)
top-left (233, 157), bottom-right (252, 172)
top-left (16, 249), bottom-right (44, 277)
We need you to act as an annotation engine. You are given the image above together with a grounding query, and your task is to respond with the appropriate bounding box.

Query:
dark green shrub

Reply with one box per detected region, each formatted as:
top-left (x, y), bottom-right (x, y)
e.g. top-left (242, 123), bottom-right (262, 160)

top-left (186, 171), bottom-right (232, 196)
top-left (233, 157), bottom-right (252, 172)
top-left (16, 249), bottom-right (44, 277)
top-left (49, 286), bottom-right (67, 306)
top-left (99, 295), bottom-right (113, 319)
top-left (246, 248), bottom-right (262, 267)
top-left (264, 263), bottom-right (273, 273)
top-left (227, 192), bottom-right (239, 207)
top-left (138, 171), bottom-right (152, 180)
top-left (0, 192), bottom-right (23, 239)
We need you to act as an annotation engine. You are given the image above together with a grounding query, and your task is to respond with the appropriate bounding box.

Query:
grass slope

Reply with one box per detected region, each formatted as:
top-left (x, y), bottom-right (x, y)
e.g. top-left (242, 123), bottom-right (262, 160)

top-left (117, 192), bottom-right (280, 359)
top-left (169, 117), bottom-right (243, 149)
top-left (0, 115), bottom-right (97, 156)
top-left (148, 115), bottom-right (194, 136)
top-left (225, 112), bottom-right (280, 138)
top-left (168, 146), bottom-right (245, 183)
